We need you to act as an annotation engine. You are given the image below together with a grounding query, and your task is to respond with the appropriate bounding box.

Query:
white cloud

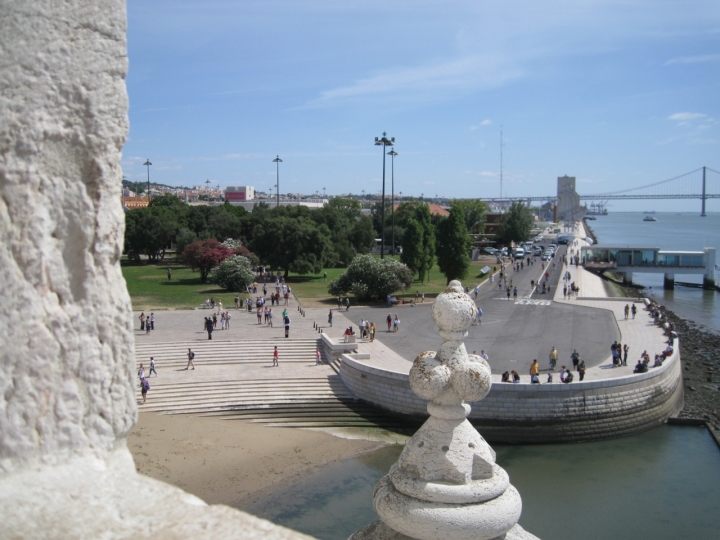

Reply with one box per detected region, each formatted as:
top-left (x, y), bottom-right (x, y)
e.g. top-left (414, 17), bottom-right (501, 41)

top-left (479, 171), bottom-right (497, 177)
top-left (423, 181), bottom-right (436, 185)
top-left (665, 54), bottom-right (720, 65)
top-left (470, 119), bottom-right (493, 130)
top-left (303, 55), bottom-right (524, 108)
top-left (668, 112), bottom-right (706, 121)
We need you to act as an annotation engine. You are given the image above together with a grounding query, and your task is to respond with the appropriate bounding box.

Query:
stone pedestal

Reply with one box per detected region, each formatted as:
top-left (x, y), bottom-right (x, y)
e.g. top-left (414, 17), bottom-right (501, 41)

top-left (350, 282), bottom-right (539, 540)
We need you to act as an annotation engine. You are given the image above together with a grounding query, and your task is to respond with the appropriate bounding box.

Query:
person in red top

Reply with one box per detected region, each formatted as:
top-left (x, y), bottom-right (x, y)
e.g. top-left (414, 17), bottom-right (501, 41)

top-left (272, 346), bottom-right (279, 367)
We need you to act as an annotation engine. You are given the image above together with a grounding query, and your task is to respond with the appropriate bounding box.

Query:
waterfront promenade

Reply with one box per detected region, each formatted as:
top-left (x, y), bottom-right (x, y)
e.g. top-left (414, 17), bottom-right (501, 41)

top-left (133, 221), bottom-right (679, 442)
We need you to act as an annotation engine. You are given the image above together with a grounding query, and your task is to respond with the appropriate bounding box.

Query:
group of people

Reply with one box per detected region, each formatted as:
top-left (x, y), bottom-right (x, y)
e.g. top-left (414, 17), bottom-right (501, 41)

top-left (611, 340), bottom-right (629, 367)
top-left (359, 319), bottom-right (376, 341)
top-left (136, 357), bottom-right (158, 403)
top-left (138, 312), bottom-right (155, 334)
top-left (633, 344), bottom-right (674, 373)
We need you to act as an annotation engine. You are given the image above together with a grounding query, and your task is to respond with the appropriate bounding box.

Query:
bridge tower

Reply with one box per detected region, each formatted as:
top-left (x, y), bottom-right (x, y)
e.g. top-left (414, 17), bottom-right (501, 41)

top-left (701, 166), bottom-right (707, 217)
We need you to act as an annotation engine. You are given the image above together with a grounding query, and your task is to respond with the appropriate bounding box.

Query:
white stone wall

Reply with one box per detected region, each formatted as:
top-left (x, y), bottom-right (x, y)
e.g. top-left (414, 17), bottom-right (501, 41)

top-left (0, 0), bottom-right (134, 474)
top-left (0, 3), bottom-right (314, 538)
top-left (340, 349), bottom-right (684, 443)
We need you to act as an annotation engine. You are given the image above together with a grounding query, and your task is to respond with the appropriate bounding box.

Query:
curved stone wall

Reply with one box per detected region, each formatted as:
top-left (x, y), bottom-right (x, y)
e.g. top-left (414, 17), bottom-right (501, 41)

top-left (339, 348), bottom-right (684, 444)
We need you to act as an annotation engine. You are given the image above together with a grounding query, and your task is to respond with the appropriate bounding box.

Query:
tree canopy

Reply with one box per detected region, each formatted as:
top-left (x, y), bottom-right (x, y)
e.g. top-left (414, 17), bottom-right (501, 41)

top-left (182, 239), bottom-right (232, 283)
top-left (449, 199), bottom-right (490, 234)
top-left (328, 254), bottom-right (414, 302)
top-left (211, 255), bottom-right (255, 292)
top-left (497, 202), bottom-right (534, 245)
top-left (436, 206), bottom-right (471, 284)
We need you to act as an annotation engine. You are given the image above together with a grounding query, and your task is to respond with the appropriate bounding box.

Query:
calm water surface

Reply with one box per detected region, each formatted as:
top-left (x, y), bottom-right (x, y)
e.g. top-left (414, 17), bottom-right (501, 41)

top-left (243, 426), bottom-right (720, 540)
top-left (585, 212), bottom-right (720, 330)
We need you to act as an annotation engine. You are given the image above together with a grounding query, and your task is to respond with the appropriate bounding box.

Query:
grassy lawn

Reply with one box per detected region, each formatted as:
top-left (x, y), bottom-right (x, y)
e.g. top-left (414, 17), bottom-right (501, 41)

top-left (122, 257), bottom-right (497, 310)
top-left (122, 261), bottom-right (228, 311)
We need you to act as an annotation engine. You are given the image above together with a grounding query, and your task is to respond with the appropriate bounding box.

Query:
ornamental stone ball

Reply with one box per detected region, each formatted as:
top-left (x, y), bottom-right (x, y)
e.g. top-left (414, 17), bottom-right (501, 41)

top-left (351, 280), bottom-right (539, 540)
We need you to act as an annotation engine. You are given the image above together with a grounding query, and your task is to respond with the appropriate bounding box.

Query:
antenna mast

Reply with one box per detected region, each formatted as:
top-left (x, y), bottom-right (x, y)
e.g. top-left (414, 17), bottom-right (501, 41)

top-left (500, 126), bottom-right (504, 199)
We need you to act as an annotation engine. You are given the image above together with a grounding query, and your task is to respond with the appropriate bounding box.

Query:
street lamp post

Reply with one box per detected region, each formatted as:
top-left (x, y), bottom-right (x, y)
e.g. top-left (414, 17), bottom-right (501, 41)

top-left (143, 159), bottom-right (152, 202)
top-left (387, 149), bottom-right (397, 255)
top-left (374, 132), bottom-right (394, 258)
top-left (273, 155), bottom-right (282, 207)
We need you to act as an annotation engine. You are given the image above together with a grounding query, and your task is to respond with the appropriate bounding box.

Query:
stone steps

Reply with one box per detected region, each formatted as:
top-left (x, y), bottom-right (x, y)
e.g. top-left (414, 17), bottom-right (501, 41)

top-left (134, 339), bottom-right (321, 367)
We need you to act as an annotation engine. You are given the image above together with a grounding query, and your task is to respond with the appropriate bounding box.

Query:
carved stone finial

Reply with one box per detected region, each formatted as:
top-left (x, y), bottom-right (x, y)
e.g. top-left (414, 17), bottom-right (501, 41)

top-left (351, 281), bottom-right (539, 540)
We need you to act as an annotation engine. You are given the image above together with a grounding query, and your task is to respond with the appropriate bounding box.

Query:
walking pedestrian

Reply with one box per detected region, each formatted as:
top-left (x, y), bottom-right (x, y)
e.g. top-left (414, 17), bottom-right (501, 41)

top-left (257, 306), bottom-right (262, 325)
top-left (623, 344), bottom-right (629, 366)
top-left (226, 311), bottom-right (231, 329)
top-left (267, 308), bottom-right (273, 327)
top-left (369, 322), bottom-right (376, 342)
top-left (571, 349), bottom-right (580, 371)
top-left (316, 349), bottom-right (322, 365)
top-left (386, 313), bottom-right (392, 332)
top-left (284, 315), bottom-right (291, 338)
top-left (148, 357), bottom-right (158, 377)
top-left (393, 314), bottom-right (400, 332)
top-left (328, 309), bottom-right (333, 328)
top-left (273, 346), bottom-right (279, 366)
top-left (421, 292), bottom-right (425, 303)
top-left (139, 312), bottom-right (145, 331)
top-left (205, 317), bottom-right (213, 340)
top-left (186, 348), bottom-right (195, 370)
top-left (167, 267), bottom-right (172, 281)
top-left (549, 347), bottom-right (558, 370)
top-left (578, 360), bottom-right (586, 381)
top-left (631, 304), bottom-right (637, 319)
top-left (345, 297), bottom-right (350, 311)
top-left (140, 377), bottom-right (150, 404)
top-left (624, 304), bottom-right (630, 320)
top-left (137, 364), bottom-right (145, 381)
top-left (513, 287), bottom-right (518, 300)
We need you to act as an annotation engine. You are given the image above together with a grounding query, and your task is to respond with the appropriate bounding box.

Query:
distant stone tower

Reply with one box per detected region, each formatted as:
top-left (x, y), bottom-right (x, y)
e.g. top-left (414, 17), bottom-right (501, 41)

top-left (557, 175), bottom-right (585, 221)
top-left (350, 281), bottom-right (539, 540)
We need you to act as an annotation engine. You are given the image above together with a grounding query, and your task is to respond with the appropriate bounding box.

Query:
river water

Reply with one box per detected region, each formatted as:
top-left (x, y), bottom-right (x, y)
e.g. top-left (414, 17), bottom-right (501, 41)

top-left (243, 426), bottom-right (720, 540)
top-left (240, 212), bottom-right (720, 539)
top-left (585, 212), bottom-right (720, 330)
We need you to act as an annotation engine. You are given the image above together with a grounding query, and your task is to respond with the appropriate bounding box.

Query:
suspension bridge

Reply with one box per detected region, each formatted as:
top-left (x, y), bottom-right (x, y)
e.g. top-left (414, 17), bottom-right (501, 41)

top-left (485, 166), bottom-right (720, 216)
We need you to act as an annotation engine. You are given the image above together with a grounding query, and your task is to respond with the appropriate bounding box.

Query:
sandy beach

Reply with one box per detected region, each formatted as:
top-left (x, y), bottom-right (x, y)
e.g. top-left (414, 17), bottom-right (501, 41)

top-left (128, 412), bottom-right (386, 509)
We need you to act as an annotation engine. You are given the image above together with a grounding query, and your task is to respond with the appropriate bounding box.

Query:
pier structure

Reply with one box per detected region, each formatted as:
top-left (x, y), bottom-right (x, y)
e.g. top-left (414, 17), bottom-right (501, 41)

top-left (581, 245), bottom-right (716, 290)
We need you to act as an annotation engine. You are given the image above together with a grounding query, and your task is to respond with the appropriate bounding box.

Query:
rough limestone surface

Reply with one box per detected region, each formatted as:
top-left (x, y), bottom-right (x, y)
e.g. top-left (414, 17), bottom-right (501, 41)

top-left (0, 2), bottom-right (312, 538)
top-left (350, 282), bottom-right (540, 540)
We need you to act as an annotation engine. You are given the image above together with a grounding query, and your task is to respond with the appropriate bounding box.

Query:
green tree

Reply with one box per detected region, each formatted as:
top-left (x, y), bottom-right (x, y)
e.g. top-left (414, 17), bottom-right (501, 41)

top-left (211, 255), bottom-right (255, 292)
top-left (250, 216), bottom-right (333, 278)
top-left (350, 215), bottom-right (376, 254)
top-left (149, 193), bottom-right (185, 208)
top-left (497, 201), bottom-right (534, 245)
top-left (175, 228), bottom-right (198, 258)
top-left (414, 204), bottom-right (436, 283)
top-left (449, 199), bottom-right (490, 234)
top-left (436, 206), bottom-right (471, 284)
top-left (400, 218), bottom-right (423, 277)
top-left (123, 207), bottom-right (178, 262)
top-left (328, 254), bottom-right (414, 302)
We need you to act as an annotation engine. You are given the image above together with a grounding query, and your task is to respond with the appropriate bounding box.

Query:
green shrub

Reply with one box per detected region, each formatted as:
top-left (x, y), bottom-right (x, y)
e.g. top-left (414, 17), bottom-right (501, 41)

top-left (329, 254), bottom-right (413, 301)
top-left (211, 255), bottom-right (255, 292)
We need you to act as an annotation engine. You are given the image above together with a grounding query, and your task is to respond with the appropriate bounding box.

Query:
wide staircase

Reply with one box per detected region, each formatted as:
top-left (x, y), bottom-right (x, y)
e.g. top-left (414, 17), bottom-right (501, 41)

top-left (133, 339), bottom-right (406, 430)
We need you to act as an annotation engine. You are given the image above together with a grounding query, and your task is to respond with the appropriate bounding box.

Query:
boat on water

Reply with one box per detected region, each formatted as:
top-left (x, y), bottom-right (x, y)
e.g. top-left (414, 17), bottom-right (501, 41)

top-left (585, 216), bottom-right (597, 220)
top-left (643, 215), bottom-right (657, 222)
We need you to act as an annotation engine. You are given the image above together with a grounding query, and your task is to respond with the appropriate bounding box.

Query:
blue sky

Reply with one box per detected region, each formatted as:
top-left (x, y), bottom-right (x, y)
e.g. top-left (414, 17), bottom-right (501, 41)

top-left (122, 0), bottom-right (720, 211)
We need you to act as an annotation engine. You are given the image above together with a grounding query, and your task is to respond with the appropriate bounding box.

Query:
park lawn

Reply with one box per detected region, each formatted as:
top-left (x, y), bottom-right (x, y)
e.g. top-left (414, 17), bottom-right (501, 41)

top-left (122, 261), bottom-right (228, 311)
top-left (122, 257), bottom-right (494, 310)
top-left (286, 258), bottom-right (492, 307)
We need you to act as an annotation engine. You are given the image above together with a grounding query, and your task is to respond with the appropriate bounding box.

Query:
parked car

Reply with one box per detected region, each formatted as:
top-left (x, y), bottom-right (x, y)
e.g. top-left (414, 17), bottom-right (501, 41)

top-left (541, 253), bottom-right (552, 261)
top-left (514, 248), bottom-right (525, 258)
top-left (484, 247), bottom-right (497, 255)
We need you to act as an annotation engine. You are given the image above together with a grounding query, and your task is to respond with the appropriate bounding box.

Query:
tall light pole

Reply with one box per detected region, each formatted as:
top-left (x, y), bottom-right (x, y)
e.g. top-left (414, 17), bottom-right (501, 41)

top-left (387, 149), bottom-right (398, 255)
top-left (143, 159), bottom-right (152, 202)
top-left (273, 155), bottom-right (282, 207)
top-left (323, 186), bottom-right (326, 199)
top-left (374, 132), bottom-right (394, 258)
